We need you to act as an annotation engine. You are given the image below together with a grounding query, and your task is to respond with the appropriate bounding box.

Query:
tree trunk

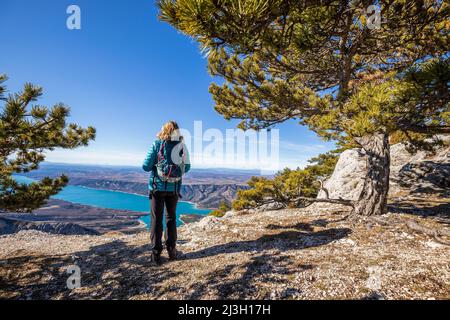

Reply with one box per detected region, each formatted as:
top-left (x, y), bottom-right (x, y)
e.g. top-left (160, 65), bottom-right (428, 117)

top-left (352, 133), bottom-right (390, 216)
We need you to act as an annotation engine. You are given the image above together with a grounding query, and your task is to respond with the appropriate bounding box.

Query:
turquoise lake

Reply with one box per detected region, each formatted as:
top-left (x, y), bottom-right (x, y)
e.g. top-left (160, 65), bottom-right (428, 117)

top-left (13, 176), bottom-right (211, 227)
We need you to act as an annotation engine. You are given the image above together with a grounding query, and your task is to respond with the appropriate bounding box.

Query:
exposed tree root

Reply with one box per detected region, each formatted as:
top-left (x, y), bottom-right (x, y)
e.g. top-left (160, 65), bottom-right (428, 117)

top-left (244, 195), bottom-right (355, 211)
top-left (403, 219), bottom-right (450, 246)
top-left (368, 216), bottom-right (391, 226)
top-left (294, 197), bottom-right (355, 207)
top-left (299, 181), bottom-right (355, 208)
top-left (359, 215), bottom-right (450, 246)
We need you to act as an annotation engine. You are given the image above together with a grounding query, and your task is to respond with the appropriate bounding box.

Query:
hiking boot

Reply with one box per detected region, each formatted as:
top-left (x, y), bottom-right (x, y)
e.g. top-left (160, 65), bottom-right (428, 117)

top-left (167, 247), bottom-right (178, 260)
top-left (151, 251), bottom-right (162, 264)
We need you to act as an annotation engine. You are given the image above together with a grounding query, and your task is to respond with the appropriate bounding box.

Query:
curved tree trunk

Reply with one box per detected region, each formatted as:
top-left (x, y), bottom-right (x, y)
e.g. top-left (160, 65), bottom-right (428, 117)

top-left (352, 133), bottom-right (390, 216)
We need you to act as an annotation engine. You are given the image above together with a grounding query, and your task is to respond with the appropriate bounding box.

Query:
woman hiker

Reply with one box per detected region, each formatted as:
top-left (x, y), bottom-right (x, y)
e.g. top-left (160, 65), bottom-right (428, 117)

top-left (142, 121), bottom-right (190, 264)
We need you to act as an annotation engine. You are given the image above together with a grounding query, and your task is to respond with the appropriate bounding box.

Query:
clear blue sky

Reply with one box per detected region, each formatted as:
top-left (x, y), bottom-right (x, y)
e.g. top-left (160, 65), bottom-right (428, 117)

top-left (0, 0), bottom-right (335, 170)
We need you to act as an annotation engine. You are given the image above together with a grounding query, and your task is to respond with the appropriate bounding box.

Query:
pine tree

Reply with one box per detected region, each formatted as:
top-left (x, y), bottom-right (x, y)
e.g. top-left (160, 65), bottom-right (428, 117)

top-left (233, 151), bottom-right (339, 210)
top-left (209, 200), bottom-right (231, 217)
top-left (159, 0), bottom-right (449, 215)
top-left (0, 75), bottom-right (96, 212)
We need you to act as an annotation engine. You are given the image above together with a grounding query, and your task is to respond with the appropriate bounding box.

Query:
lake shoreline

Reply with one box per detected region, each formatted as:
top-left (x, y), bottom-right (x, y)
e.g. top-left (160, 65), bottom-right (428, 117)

top-left (11, 175), bottom-right (211, 232)
top-left (70, 184), bottom-right (216, 210)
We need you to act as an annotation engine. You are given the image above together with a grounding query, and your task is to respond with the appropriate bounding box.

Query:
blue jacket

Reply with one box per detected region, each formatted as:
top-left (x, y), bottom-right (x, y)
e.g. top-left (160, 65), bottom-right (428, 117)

top-left (142, 139), bottom-right (191, 192)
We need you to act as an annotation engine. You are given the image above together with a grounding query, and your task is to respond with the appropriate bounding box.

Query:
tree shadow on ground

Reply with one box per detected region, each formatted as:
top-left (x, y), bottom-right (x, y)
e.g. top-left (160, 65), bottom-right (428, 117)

top-left (395, 161), bottom-right (449, 197)
top-left (187, 253), bottom-right (313, 299)
top-left (266, 222), bottom-right (314, 231)
top-left (164, 221), bottom-right (351, 299)
top-left (182, 222), bottom-right (350, 298)
top-left (1, 223), bottom-right (351, 300)
top-left (183, 224), bottom-right (351, 261)
top-left (0, 239), bottom-right (179, 300)
top-left (389, 200), bottom-right (450, 225)
top-left (265, 216), bottom-right (349, 231)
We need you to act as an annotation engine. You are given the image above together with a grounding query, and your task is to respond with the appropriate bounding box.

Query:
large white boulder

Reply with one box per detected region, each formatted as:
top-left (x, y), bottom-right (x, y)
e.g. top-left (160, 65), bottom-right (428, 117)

top-left (317, 136), bottom-right (449, 201)
top-left (317, 149), bottom-right (366, 201)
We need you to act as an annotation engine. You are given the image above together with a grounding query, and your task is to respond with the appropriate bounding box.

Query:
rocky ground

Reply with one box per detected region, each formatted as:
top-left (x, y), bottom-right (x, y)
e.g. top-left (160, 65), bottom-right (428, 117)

top-left (0, 201), bottom-right (448, 300)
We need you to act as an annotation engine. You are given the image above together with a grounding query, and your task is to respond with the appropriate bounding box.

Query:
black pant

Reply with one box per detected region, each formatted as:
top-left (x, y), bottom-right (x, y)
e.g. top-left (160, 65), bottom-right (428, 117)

top-left (150, 191), bottom-right (178, 254)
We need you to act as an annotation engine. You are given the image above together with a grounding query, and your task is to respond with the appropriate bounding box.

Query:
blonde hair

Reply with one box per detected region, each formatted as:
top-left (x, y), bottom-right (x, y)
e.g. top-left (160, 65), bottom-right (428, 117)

top-left (157, 121), bottom-right (179, 141)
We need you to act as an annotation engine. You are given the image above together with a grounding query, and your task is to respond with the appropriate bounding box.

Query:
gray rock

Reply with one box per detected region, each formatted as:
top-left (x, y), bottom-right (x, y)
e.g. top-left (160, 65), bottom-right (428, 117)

top-left (179, 214), bottom-right (205, 224)
top-left (222, 210), bottom-right (237, 218)
top-left (258, 202), bottom-right (286, 211)
top-left (317, 149), bottom-right (366, 201)
top-left (317, 136), bottom-right (449, 201)
top-left (389, 136), bottom-right (449, 197)
top-left (195, 216), bottom-right (222, 230)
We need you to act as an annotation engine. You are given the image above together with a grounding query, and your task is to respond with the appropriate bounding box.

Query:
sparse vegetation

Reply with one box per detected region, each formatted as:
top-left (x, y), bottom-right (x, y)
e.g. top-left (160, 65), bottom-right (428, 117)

top-left (209, 201), bottom-right (231, 217)
top-left (233, 151), bottom-right (339, 210)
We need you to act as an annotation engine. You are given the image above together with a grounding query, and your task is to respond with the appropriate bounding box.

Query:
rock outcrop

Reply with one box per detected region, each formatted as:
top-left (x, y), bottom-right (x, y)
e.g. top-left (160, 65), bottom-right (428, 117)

top-left (390, 137), bottom-right (450, 197)
top-left (0, 217), bottom-right (99, 236)
top-left (317, 149), bottom-right (367, 201)
top-left (318, 136), bottom-right (450, 201)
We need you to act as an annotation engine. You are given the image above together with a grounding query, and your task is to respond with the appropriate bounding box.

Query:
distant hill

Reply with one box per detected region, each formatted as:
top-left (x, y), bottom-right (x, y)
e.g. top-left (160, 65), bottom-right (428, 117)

top-left (32, 162), bottom-right (267, 184)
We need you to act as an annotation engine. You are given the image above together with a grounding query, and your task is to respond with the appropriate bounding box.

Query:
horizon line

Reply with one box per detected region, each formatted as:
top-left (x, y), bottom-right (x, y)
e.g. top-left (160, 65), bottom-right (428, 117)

top-left (39, 161), bottom-right (278, 173)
